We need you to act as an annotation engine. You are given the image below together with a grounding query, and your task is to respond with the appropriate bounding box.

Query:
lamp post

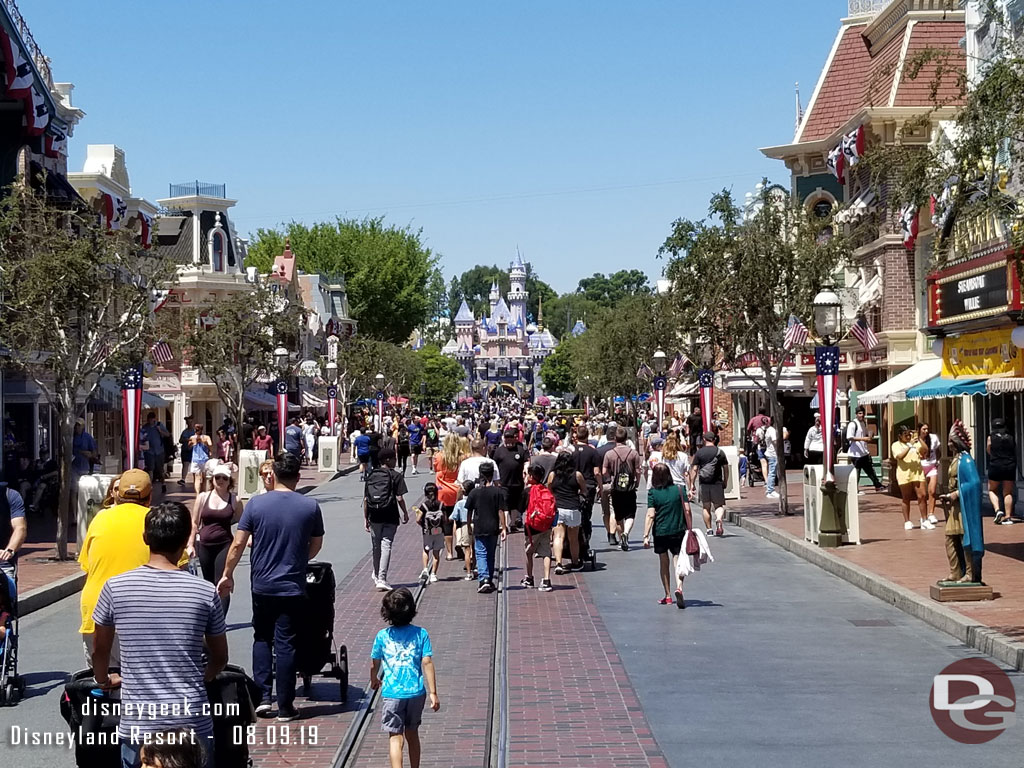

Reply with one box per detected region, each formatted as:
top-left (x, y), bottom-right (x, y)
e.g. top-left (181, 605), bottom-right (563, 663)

top-left (273, 346), bottom-right (290, 450)
top-left (652, 348), bottom-right (668, 430)
top-left (326, 361), bottom-right (339, 436)
top-left (812, 279), bottom-right (845, 547)
top-left (374, 372), bottom-right (386, 430)
top-left (696, 338), bottom-right (715, 435)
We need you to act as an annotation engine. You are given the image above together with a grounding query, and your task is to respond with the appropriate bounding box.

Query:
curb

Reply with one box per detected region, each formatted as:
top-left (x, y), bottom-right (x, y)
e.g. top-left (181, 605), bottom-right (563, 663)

top-left (729, 509), bottom-right (1024, 671)
top-left (19, 465), bottom-right (360, 617)
top-left (19, 571), bottom-right (86, 617)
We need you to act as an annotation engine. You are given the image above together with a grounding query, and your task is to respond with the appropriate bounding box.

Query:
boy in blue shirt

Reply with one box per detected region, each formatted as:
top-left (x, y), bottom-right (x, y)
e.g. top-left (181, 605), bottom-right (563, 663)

top-left (371, 588), bottom-right (439, 768)
top-left (450, 481), bottom-right (475, 580)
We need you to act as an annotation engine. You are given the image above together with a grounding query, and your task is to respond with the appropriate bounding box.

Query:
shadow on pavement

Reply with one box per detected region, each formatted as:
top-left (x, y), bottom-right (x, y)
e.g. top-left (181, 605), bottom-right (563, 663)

top-left (22, 669), bottom-right (69, 698)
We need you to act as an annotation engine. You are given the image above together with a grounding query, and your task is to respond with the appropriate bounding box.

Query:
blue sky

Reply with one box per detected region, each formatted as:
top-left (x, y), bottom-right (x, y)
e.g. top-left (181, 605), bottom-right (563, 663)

top-left (32, 1), bottom-right (841, 293)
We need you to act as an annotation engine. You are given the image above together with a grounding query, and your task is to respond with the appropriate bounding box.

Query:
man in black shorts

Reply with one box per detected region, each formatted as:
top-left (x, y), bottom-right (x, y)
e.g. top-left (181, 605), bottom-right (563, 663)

top-left (492, 429), bottom-right (527, 531)
top-left (573, 426), bottom-right (600, 547)
top-left (601, 427), bottom-right (642, 551)
top-left (690, 431), bottom-right (728, 537)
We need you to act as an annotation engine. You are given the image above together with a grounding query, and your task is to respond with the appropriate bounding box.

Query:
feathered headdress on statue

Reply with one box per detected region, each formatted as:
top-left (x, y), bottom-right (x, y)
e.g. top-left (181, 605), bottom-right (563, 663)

top-left (949, 419), bottom-right (972, 453)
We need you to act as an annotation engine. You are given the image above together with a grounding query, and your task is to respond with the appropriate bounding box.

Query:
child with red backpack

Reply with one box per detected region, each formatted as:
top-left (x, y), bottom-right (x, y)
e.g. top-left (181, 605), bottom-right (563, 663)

top-left (521, 464), bottom-right (557, 592)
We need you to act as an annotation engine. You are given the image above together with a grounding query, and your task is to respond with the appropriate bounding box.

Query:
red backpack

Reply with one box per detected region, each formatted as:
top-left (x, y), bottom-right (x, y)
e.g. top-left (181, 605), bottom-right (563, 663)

top-left (524, 484), bottom-right (557, 533)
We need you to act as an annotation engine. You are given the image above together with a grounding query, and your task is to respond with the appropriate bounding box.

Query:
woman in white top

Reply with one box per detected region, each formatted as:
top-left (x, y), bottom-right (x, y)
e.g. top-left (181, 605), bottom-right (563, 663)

top-left (918, 423), bottom-right (942, 526)
top-left (660, 433), bottom-right (691, 487)
top-left (302, 418), bottom-right (319, 465)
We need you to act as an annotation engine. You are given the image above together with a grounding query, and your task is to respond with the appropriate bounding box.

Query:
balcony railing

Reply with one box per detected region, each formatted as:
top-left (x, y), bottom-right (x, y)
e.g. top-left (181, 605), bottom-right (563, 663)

top-left (168, 181), bottom-right (227, 199)
top-left (848, 0), bottom-right (891, 15)
top-left (1, 0), bottom-right (53, 88)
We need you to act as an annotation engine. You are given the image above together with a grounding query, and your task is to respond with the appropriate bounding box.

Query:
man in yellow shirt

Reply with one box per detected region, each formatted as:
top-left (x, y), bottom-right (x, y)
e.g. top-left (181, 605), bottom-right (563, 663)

top-left (79, 469), bottom-right (152, 667)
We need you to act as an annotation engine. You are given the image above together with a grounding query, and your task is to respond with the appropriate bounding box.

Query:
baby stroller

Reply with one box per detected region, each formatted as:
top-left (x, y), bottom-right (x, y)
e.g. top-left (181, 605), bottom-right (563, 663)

top-left (0, 565), bottom-right (26, 705)
top-left (297, 561), bottom-right (349, 701)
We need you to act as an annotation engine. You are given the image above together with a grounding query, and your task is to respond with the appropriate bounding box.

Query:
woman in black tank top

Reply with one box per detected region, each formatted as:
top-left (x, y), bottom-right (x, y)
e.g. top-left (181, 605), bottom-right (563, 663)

top-left (188, 466), bottom-right (243, 615)
top-left (547, 452), bottom-right (587, 575)
top-left (987, 417), bottom-right (1018, 523)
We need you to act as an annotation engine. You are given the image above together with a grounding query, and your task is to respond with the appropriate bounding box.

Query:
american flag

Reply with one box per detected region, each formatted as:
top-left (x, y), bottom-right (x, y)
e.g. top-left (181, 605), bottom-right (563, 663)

top-left (149, 341), bottom-right (173, 365)
top-left (850, 316), bottom-right (879, 351)
top-left (783, 315), bottom-right (809, 351)
top-left (668, 352), bottom-right (687, 377)
top-left (636, 363), bottom-right (653, 380)
top-left (698, 369), bottom-right (714, 434)
top-left (815, 346), bottom-right (840, 479)
top-left (121, 365), bottom-right (144, 470)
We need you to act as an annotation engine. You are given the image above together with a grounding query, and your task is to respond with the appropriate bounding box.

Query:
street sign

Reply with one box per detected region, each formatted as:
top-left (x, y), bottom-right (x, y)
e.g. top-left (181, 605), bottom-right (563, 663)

top-left (327, 385), bottom-right (338, 399)
top-left (653, 375), bottom-right (667, 391)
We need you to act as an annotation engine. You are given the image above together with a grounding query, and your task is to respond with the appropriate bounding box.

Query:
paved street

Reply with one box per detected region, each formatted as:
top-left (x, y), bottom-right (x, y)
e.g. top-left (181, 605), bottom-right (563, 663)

top-left (6, 469), bottom-right (1024, 767)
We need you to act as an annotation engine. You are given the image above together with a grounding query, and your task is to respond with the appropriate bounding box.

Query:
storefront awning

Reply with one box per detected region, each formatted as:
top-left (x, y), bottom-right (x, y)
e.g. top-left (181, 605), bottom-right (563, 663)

top-left (906, 376), bottom-right (987, 400)
top-left (722, 371), bottom-right (806, 393)
top-left (245, 388), bottom-right (300, 412)
top-left (301, 390), bottom-right (326, 409)
top-left (858, 358), bottom-right (942, 405)
top-left (668, 380), bottom-right (698, 397)
top-left (985, 377), bottom-right (1024, 394)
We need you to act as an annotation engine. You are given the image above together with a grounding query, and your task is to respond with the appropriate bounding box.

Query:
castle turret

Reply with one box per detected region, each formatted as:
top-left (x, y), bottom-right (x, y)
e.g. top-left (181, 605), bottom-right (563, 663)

top-left (488, 279), bottom-right (500, 314)
top-left (508, 251), bottom-right (528, 329)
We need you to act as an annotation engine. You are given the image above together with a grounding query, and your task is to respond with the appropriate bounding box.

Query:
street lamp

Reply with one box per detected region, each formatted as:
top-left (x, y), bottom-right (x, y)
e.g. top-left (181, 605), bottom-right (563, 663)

top-left (651, 348), bottom-right (668, 427)
top-left (812, 277), bottom-right (845, 547)
top-left (812, 280), bottom-right (842, 346)
top-left (326, 361), bottom-right (338, 384)
top-left (374, 372), bottom-right (386, 430)
top-left (274, 346), bottom-right (290, 373)
top-left (273, 345), bottom-right (290, 451)
top-left (695, 338), bottom-right (715, 435)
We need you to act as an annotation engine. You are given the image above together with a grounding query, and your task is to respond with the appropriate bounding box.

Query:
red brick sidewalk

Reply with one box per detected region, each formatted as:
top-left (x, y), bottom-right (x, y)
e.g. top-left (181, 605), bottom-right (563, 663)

top-left (506, 563), bottom-right (668, 768)
top-left (249, 519), bottom-right (428, 768)
top-left (15, 464), bottom-right (335, 601)
top-left (732, 472), bottom-right (1024, 641)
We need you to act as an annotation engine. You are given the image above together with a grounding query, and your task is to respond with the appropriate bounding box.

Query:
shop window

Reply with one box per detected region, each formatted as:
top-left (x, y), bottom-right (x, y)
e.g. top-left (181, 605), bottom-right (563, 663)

top-left (211, 232), bottom-right (224, 272)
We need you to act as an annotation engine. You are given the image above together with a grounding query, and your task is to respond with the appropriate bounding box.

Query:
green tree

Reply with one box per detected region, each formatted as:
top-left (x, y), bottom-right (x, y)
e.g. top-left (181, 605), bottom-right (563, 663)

top-left (659, 183), bottom-right (850, 512)
top-left (544, 294), bottom-right (607, 339)
top-left (415, 345), bottom-right (465, 404)
top-left (576, 269), bottom-right (651, 304)
top-left (0, 180), bottom-right (178, 559)
top-left (247, 217), bottom-right (436, 342)
top-left (420, 269), bottom-right (450, 347)
top-left (178, 283), bottom-right (305, 442)
top-left (539, 335), bottom-right (579, 393)
top-left (448, 263), bottom-right (556, 324)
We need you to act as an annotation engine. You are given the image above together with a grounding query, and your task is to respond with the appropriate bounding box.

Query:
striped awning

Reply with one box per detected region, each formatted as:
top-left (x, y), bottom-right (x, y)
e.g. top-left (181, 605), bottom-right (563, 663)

top-left (858, 358), bottom-right (942, 405)
top-left (906, 376), bottom-right (987, 400)
top-left (986, 377), bottom-right (1024, 394)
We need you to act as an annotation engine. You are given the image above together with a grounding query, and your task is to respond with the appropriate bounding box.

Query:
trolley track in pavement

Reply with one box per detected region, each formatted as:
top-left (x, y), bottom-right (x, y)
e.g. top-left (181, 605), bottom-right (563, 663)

top-left (331, 542), bottom-right (509, 768)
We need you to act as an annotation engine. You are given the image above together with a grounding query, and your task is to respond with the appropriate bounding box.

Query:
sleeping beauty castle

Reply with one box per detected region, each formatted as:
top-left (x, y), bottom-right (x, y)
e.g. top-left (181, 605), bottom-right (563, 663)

top-left (441, 254), bottom-right (564, 401)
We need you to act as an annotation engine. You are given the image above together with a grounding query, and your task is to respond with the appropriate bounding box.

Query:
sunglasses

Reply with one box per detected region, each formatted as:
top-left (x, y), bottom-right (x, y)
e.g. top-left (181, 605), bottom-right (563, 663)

top-left (214, 476), bottom-right (230, 482)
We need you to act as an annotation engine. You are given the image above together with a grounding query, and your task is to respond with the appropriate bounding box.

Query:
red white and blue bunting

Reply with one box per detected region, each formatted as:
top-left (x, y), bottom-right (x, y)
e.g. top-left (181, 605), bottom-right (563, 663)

top-left (102, 192), bottom-right (127, 230)
top-left (139, 212), bottom-right (153, 248)
top-left (827, 125), bottom-right (865, 186)
top-left (900, 203), bottom-right (919, 251)
top-left (0, 26), bottom-right (66, 156)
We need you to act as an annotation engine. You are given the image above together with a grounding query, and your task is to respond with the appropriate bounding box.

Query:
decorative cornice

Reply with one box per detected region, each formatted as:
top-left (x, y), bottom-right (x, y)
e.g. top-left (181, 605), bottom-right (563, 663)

top-left (862, 0), bottom-right (964, 50)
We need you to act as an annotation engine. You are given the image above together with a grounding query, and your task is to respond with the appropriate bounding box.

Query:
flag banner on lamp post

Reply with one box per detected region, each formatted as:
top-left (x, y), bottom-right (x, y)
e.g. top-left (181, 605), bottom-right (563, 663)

top-left (698, 369), bottom-right (714, 434)
top-left (327, 385), bottom-right (338, 436)
top-left (121, 364), bottom-right (143, 470)
top-left (815, 346), bottom-right (840, 480)
top-left (653, 375), bottom-right (667, 427)
top-left (275, 379), bottom-right (289, 448)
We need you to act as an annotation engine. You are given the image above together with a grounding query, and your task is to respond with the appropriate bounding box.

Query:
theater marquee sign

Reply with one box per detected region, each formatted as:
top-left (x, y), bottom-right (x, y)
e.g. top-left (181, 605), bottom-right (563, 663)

top-left (927, 255), bottom-right (1021, 329)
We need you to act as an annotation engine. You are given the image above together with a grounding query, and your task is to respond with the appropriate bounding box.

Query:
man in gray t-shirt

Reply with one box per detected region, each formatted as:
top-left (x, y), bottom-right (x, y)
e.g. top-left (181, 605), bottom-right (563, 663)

top-left (92, 501), bottom-right (227, 768)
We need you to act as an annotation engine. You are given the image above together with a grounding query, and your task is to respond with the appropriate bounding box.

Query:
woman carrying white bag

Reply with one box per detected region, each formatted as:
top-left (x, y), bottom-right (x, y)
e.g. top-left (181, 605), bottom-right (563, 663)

top-left (643, 463), bottom-right (695, 609)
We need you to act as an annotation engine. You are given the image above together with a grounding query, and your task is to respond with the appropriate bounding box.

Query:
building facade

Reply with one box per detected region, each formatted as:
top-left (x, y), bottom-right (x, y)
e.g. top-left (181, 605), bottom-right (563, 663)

top-left (442, 255), bottom-right (556, 401)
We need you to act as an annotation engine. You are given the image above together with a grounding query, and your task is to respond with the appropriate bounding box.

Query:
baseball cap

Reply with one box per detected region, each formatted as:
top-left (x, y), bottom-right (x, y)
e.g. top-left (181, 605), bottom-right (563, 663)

top-left (650, 435), bottom-right (664, 447)
top-left (702, 431), bottom-right (717, 442)
top-left (118, 469), bottom-right (152, 500)
top-left (503, 428), bottom-right (518, 438)
top-left (607, 421), bottom-right (618, 429)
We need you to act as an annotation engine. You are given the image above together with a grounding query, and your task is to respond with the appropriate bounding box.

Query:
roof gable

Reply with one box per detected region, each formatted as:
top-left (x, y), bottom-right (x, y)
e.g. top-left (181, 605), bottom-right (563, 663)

top-left (798, 24), bottom-right (871, 143)
top-left (893, 22), bottom-right (965, 107)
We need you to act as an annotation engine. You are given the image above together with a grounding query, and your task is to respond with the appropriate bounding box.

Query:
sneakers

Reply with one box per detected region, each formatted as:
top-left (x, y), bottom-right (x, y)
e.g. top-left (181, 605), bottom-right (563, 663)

top-left (607, 533), bottom-right (618, 546)
top-left (766, 491), bottom-right (780, 499)
top-left (706, 528), bottom-right (714, 537)
top-left (904, 521), bottom-right (914, 531)
top-left (375, 580), bottom-right (392, 591)
top-left (927, 514), bottom-right (939, 525)
top-left (464, 572), bottom-right (474, 581)
top-left (419, 568), bottom-right (430, 584)
top-left (995, 511), bottom-right (1015, 525)
top-left (554, 564), bottom-right (567, 575)
top-left (920, 518), bottom-right (936, 530)
top-left (620, 538), bottom-right (630, 551)
top-left (477, 580), bottom-right (495, 594)
top-left (715, 521), bottom-right (724, 537)
top-left (411, 467), bottom-right (418, 475)
top-left (538, 579), bottom-right (553, 592)
top-left (429, 573), bottom-right (438, 583)
top-left (276, 707), bottom-right (300, 722)
top-left (520, 575), bottom-right (535, 588)
top-left (256, 701), bottom-right (274, 717)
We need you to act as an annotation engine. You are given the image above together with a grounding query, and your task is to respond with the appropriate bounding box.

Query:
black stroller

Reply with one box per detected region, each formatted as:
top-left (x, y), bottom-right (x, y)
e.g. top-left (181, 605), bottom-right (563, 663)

top-left (0, 565), bottom-right (25, 705)
top-left (298, 561), bottom-right (349, 701)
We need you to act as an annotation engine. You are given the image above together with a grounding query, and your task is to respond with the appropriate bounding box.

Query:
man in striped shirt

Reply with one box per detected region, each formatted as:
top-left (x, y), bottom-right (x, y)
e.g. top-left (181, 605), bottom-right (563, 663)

top-left (92, 501), bottom-right (228, 768)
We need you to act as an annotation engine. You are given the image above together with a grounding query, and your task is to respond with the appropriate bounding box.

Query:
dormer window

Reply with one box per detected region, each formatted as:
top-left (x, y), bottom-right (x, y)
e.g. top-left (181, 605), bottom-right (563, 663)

top-left (211, 231), bottom-right (225, 272)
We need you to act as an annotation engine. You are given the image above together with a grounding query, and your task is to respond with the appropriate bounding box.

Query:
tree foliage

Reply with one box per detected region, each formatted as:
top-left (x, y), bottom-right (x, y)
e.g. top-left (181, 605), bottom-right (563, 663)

top-left (448, 262), bottom-right (556, 323)
top-left (658, 184), bottom-right (851, 511)
top-left (0, 181), bottom-right (178, 558)
top-left (414, 345), bottom-right (465, 404)
top-left (246, 217), bottom-right (436, 342)
top-left (178, 283), bottom-right (304, 437)
top-left (539, 335), bottom-right (579, 393)
top-left (575, 269), bottom-right (651, 304)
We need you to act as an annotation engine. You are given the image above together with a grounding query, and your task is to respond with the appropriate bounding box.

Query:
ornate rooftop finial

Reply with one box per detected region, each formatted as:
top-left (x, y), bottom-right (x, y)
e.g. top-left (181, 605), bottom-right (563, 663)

top-left (794, 82), bottom-right (803, 138)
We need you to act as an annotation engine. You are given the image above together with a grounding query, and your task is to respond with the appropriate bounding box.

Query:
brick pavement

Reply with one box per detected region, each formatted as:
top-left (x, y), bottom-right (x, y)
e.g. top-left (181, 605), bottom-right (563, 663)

top-left (352, 556), bottom-right (497, 767)
top-left (506, 556), bottom-right (669, 768)
top-left (249, 518), bottom-right (428, 768)
top-left (732, 471), bottom-right (1024, 641)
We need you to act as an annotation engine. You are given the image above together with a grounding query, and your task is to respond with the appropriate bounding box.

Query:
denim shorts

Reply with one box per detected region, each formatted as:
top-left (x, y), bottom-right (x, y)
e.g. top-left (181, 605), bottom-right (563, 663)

top-left (380, 693), bottom-right (426, 733)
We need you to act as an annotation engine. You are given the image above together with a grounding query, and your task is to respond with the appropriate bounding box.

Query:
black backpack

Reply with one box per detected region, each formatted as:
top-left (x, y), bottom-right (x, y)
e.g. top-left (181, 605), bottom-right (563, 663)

top-left (699, 450), bottom-right (725, 484)
top-left (612, 447), bottom-right (636, 492)
top-left (365, 468), bottom-right (396, 511)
